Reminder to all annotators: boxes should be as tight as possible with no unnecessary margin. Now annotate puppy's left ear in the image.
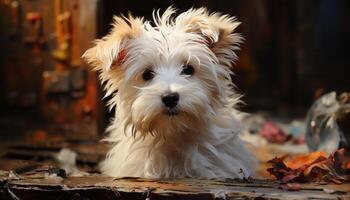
[82,15,144,72]
[176,8,243,66]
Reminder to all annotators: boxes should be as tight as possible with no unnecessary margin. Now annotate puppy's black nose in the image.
[161,93,179,108]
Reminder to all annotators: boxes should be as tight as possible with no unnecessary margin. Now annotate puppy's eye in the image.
[142,68,155,81]
[181,65,194,76]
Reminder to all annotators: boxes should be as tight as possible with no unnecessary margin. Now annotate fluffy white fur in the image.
[83,7,257,179]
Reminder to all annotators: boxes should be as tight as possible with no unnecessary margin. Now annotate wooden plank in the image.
[1,142,349,199]
[0,170,349,200]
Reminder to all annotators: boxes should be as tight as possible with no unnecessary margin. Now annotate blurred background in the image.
[0,0,349,146]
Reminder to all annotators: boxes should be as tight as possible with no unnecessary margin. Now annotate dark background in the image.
[97,0,350,113]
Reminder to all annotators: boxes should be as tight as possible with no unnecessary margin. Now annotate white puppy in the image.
[83,7,257,179]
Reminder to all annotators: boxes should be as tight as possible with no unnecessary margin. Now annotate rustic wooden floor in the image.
[1,169,350,200]
[1,141,349,200]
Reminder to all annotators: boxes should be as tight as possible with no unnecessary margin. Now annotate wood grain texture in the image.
[1,170,349,200]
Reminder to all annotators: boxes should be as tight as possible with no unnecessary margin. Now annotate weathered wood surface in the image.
[1,142,350,199]
[1,170,350,200]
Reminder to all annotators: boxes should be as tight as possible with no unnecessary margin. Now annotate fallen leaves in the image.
[267,148,350,184]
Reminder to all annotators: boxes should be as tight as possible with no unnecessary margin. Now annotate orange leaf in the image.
[346,161,350,169]
[285,151,327,170]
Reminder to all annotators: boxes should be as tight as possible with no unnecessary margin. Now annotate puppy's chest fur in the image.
[100,110,256,179]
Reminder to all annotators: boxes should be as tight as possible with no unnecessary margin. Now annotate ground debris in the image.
[56,148,89,177]
[267,148,350,184]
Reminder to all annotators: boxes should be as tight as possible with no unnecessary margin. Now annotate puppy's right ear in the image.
[82,15,143,72]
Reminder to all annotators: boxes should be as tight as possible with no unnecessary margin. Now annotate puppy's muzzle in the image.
[161,92,179,109]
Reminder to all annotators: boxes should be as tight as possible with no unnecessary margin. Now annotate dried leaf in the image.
[267,148,350,184]
[285,151,327,170]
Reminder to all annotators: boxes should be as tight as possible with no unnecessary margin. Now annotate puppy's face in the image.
[83,8,242,136]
